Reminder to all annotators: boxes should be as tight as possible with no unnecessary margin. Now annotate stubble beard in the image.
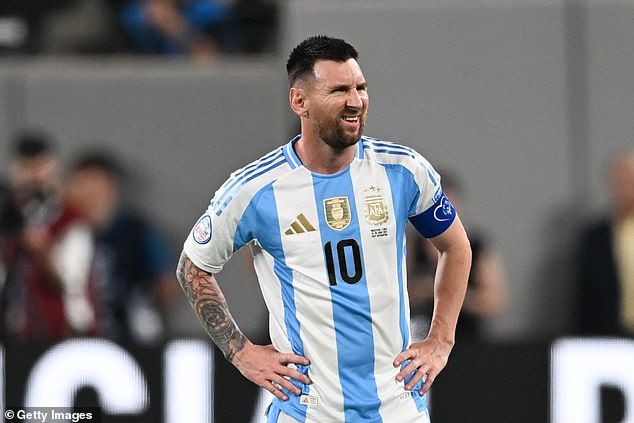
[317,112,367,152]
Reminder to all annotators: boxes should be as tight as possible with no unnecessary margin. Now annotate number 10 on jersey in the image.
[323,239,363,286]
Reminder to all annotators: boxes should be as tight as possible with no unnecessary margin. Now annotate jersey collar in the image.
[283,135,365,170]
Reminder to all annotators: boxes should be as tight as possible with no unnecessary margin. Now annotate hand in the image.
[393,337,452,395]
[232,343,311,401]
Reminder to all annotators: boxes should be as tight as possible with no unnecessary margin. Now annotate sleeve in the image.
[407,158,456,239]
[182,187,255,275]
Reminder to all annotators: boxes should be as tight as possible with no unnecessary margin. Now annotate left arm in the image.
[394,214,471,394]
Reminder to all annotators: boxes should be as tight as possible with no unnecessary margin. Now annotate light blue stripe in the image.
[214,148,282,200]
[241,185,308,420]
[384,164,430,414]
[364,138,439,187]
[212,149,285,213]
[363,138,416,154]
[383,165,416,351]
[283,136,302,169]
[355,140,364,159]
[312,170,382,423]
[213,156,286,215]
[369,148,415,158]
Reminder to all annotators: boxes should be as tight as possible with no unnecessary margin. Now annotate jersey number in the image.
[324,239,363,286]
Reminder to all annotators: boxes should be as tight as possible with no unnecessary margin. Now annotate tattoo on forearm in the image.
[177,253,247,361]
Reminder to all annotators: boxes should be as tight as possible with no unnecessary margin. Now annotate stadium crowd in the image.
[0,0,279,59]
[0,130,178,344]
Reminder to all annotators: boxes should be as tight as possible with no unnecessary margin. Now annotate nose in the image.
[347,89,364,109]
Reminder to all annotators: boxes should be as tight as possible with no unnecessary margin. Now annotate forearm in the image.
[428,242,471,345]
[176,252,248,361]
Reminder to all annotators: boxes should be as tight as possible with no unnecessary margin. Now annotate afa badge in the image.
[192,214,212,244]
[363,186,389,226]
[323,197,351,231]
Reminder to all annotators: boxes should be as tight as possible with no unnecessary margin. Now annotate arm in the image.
[176,251,310,400]
[461,248,507,317]
[395,215,471,394]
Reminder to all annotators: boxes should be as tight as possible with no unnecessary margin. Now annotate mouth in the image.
[341,114,360,125]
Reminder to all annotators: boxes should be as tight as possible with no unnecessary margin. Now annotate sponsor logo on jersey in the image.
[192,214,212,244]
[323,196,351,231]
[284,213,316,235]
[363,186,389,226]
[300,394,319,408]
[433,195,454,222]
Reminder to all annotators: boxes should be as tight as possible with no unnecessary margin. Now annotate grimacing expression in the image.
[304,59,369,150]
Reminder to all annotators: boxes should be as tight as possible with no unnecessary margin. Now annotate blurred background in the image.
[0,0,633,422]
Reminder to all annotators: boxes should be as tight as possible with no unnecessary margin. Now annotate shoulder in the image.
[359,136,440,187]
[360,137,435,172]
[210,145,293,217]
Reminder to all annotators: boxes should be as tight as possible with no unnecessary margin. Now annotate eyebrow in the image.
[330,81,367,92]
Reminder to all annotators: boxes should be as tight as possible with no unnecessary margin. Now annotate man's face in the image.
[9,154,60,197]
[303,59,369,150]
[65,168,118,227]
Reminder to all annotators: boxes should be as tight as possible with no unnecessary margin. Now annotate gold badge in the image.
[323,197,351,231]
[364,186,389,226]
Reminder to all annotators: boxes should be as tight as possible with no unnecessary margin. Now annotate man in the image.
[65,151,177,344]
[177,35,471,422]
[577,149,634,337]
[1,131,95,340]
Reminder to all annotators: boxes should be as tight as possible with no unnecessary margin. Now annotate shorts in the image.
[266,402,303,423]
[266,402,431,422]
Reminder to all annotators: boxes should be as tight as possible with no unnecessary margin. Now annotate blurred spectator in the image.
[576,149,634,337]
[1,0,279,56]
[39,0,131,55]
[65,150,178,345]
[231,0,279,54]
[407,169,508,342]
[0,131,97,341]
[119,0,237,60]
[0,0,76,55]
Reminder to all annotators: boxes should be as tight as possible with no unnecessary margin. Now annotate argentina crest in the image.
[323,197,351,230]
[363,186,389,225]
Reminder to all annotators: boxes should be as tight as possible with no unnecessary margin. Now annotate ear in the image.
[289,86,308,118]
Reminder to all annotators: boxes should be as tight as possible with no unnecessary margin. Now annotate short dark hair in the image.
[69,150,124,181]
[11,130,55,159]
[286,35,359,87]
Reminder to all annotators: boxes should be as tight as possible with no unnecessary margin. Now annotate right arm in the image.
[176,251,311,400]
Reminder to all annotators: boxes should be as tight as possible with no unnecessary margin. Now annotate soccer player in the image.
[177,35,472,423]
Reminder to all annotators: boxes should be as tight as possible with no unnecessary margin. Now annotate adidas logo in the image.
[284,213,316,235]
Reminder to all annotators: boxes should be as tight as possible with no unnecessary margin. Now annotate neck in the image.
[294,134,357,175]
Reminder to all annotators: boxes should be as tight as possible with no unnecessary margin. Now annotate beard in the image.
[314,110,367,151]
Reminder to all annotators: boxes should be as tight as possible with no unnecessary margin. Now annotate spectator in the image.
[577,149,634,337]
[65,150,178,344]
[0,1,75,55]
[407,169,508,342]
[120,0,237,60]
[0,130,96,341]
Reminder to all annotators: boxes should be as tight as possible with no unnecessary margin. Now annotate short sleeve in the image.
[183,191,254,274]
[407,162,456,238]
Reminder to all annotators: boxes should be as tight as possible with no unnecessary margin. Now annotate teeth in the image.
[343,116,358,122]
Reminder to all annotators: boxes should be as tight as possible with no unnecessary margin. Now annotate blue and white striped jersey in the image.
[184,135,455,423]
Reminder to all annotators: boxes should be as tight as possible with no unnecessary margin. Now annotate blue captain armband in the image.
[409,193,456,238]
